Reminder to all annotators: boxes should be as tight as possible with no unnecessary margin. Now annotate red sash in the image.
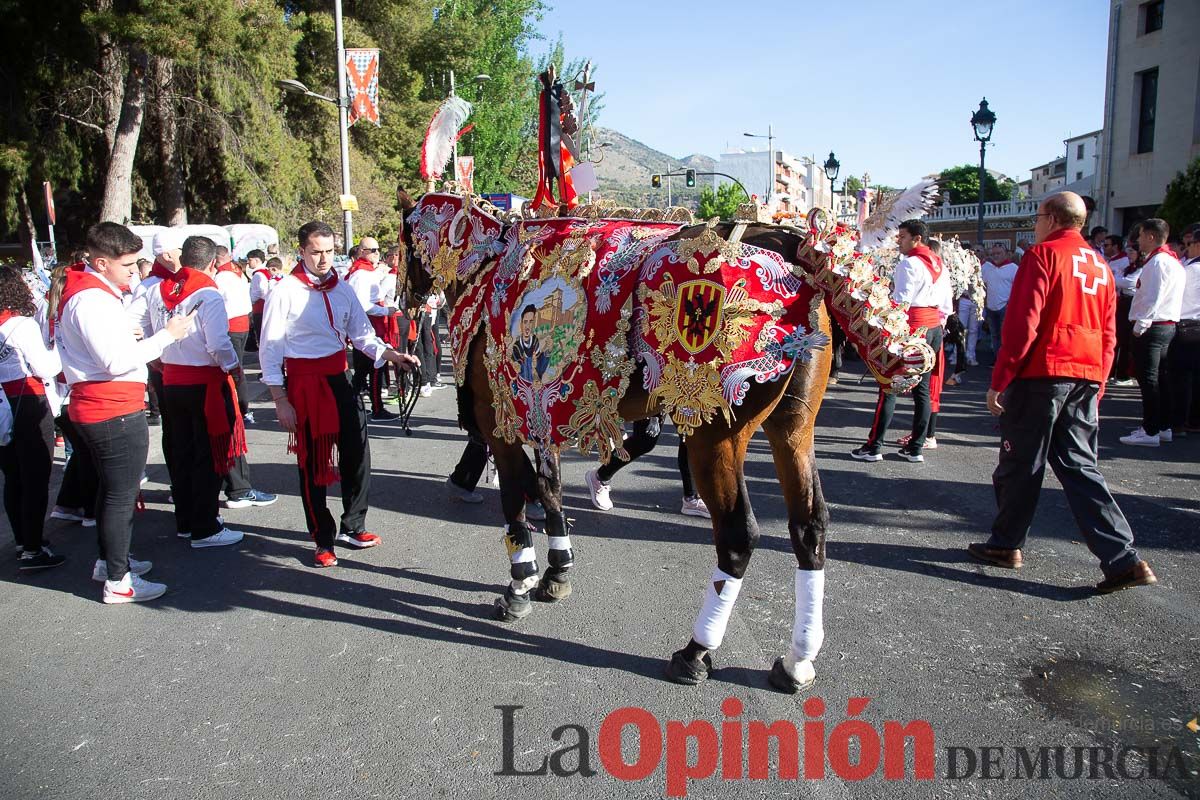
[228,314,251,333]
[252,300,265,314]
[2,377,46,397]
[284,352,347,487]
[69,381,145,424]
[162,363,247,475]
[252,268,273,314]
[907,306,944,412]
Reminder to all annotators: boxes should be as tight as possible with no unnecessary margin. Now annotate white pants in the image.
[957,298,980,361]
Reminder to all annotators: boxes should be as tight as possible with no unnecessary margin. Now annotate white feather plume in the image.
[420,96,472,181]
[858,180,940,251]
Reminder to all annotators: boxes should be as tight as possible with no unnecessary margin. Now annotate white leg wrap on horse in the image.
[511,546,537,565]
[691,568,743,650]
[786,568,825,676]
[548,536,571,551]
[511,575,539,593]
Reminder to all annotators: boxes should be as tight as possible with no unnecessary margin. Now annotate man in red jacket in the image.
[968,192,1156,594]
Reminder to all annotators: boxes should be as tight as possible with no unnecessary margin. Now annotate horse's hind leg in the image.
[532,449,574,603]
[760,394,829,695]
[665,422,760,685]
[488,438,541,622]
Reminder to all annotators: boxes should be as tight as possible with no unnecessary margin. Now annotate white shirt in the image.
[141,280,239,371]
[259,270,389,386]
[1129,251,1185,332]
[1180,256,1200,321]
[892,254,954,316]
[981,260,1019,311]
[379,271,398,308]
[58,268,175,386]
[1114,258,1141,296]
[0,315,61,385]
[250,270,277,304]
[345,267,389,317]
[214,267,253,318]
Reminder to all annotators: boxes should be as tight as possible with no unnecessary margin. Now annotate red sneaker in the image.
[336,531,381,549]
[313,548,338,568]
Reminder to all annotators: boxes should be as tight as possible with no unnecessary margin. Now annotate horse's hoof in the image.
[665,650,713,685]
[494,589,532,622]
[534,574,572,603]
[767,657,816,695]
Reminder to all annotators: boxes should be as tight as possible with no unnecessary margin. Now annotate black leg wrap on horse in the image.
[495,585,533,622]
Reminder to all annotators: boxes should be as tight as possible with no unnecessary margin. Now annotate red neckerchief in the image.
[908,244,943,282]
[66,260,87,272]
[160,267,217,312]
[0,310,20,327]
[150,260,176,281]
[216,261,242,277]
[346,257,376,278]
[291,264,339,329]
[253,268,272,281]
[1146,245,1178,261]
[59,270,121,315]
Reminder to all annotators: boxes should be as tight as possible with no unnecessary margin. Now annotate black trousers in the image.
[596,418,696,496]
[1132,324,1175,435]
[228,330,250,416]
[829,317,846,378]
[865,325,943,452]
[988,378,1139,576]
[1168,321,1200,431]
[163,382,239,539]
[449,431,489,492]
[351,349,385,414]
[248,311,263,352]
[77,411,149,582]
[56,410,98,517]
[0,394,55,552]
[296,372,370,548]
[1112,295,1135,380]
[415,314,439,386]
[148,368,174,487]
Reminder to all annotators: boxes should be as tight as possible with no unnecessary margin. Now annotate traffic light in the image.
[651,174,662,189]
[685,169,696,188]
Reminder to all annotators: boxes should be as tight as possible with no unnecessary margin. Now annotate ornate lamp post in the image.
[823,151,840,211]
[971,98,997,247]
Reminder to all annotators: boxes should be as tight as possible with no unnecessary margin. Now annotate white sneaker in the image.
[50,507,84,522]
[487,456,499,488]
[681,496,710,518]
[102,572,167,604]
[419,385,433,398]
[191,528,245,549]
[1159,428,1173,443]
[81,517,96,528]
[1119,428,1160,447]
[243,411,256,425]
[446,476,484,504]
[585,469,613,511]
[92,557,152,582]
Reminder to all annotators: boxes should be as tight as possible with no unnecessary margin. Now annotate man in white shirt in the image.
[1120,218,1185,446]
[143,236,247,548]
[58,223,191,603]
[260,221,419,568]
[1168,223,1200,436]
[345,236,397,421]
[981,243,1019,359]
[852,219,953,462]
[1101,234,1134,383]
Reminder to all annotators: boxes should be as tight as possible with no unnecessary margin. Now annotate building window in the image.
[1141,1,1164,34]
[1136,68,1158,154]
[1076,171,1083,180]
[1076,144,1085,159]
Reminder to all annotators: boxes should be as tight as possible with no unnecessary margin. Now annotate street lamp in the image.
[744,125,775,206]
[971,97,996,248]
[823,152,840,212]
[274,5,354,252]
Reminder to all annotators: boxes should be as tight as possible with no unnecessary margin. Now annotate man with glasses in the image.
[970,192,1155,594]
[345,236,398,421]
[981,243,1018,361]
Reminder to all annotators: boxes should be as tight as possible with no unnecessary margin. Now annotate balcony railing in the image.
[925,199,1038,222]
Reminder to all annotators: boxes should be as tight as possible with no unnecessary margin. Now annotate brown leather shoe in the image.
[967,543,1023,569]
[1096,561,1157,594]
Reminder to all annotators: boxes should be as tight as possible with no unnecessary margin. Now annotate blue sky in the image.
[530,0,1108,188]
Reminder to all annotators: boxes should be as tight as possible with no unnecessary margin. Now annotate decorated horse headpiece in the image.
[407,191,506,292]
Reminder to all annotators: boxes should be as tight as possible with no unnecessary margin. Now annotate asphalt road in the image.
[0,353,1197,800]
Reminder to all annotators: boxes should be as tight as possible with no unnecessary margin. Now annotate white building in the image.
[714,149,833,214]
[1029,156,1066,198]
[1095,0,1200,234]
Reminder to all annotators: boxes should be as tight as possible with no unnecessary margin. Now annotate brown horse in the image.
[400,190,922,691]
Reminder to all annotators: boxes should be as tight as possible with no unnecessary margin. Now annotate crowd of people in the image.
[0,190,1193,600]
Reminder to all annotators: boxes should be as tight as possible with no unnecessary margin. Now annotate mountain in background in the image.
[588,126,717,208]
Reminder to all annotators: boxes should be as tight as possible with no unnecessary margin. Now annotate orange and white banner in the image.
[456,156,475,195]
[346,48,380,127]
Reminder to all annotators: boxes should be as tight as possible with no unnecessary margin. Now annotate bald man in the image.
[346,236,397,420]
[969,192,1156,594]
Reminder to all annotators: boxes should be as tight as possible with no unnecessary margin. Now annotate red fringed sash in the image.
[284,352,346,487]
[163,364,247,474]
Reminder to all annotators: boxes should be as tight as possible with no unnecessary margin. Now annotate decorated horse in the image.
[399,183,937,691]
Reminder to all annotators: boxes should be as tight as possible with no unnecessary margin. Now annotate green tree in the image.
[1157,157,1200,236]
[697,182,748,221]
[935,164,1013,205]
[842,176,863,195]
